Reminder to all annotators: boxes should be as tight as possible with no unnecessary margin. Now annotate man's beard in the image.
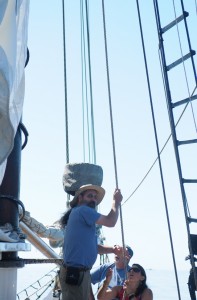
[87,201,96,209]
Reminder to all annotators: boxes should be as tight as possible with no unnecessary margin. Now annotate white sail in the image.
[0,0,29,184]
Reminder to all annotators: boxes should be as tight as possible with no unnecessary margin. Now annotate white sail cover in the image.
[0,0,29,184]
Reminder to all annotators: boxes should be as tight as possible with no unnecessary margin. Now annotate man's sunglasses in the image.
[129,267,141,273]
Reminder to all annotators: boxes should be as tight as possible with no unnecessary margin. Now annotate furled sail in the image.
[0,0,29,184]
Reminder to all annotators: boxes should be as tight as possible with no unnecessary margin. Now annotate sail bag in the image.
[62,162,103,195]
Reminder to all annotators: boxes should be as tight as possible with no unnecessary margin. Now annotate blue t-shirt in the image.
[63,205,101,268]
[91,262,130,288]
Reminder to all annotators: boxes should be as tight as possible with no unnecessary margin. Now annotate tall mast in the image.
[0,127,30,299]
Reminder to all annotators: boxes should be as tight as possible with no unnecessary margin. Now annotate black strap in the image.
[0,194,25,221]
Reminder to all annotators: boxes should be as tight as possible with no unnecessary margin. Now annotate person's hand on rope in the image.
[113,244,122,255]
[96,188,123,227]
[124,247,132,262]
[113,245,132,263]
[113,188,123,206]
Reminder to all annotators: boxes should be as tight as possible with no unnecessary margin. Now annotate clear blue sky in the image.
[20,0,197,287]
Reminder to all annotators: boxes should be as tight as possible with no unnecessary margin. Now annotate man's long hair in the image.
[60,208,72,228]
[60,191,87,228]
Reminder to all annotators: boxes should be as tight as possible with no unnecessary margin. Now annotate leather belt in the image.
[63,264,91,272]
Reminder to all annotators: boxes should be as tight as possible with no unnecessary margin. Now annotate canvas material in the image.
[62,163,103,195]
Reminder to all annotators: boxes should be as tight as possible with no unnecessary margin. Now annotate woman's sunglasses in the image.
[129,267,141,273]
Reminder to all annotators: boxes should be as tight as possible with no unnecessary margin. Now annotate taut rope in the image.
[101,0,127,278]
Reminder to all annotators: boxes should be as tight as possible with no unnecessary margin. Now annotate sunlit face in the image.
[78,189,98,208]
[114,247,131,263]
[127,265,145,282]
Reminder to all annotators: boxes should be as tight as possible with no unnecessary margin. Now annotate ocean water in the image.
[146,269,191,300]
[16,265,192,299]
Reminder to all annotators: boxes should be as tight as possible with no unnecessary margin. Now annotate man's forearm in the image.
[96,202,120,227]
[98,244,115,255]
[105,202,120,227]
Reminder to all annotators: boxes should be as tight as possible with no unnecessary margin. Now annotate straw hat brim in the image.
[69,184,105,208]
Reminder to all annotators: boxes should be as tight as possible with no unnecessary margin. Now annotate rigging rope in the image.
[137,0,182,299]
[153,0,197,296]
[63,0,96,164]
[101,0,127,278]
[84,0,96,164]
[162,0,197,220]
[172,0,197,134]
[122,85,197,206]
[176,0,197,291]
[80,0,91,162]
[62,0,70,207]
[180,0,197,86]
[120,1,197,212]
[62,0,69,164]
[195,0,197,15]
